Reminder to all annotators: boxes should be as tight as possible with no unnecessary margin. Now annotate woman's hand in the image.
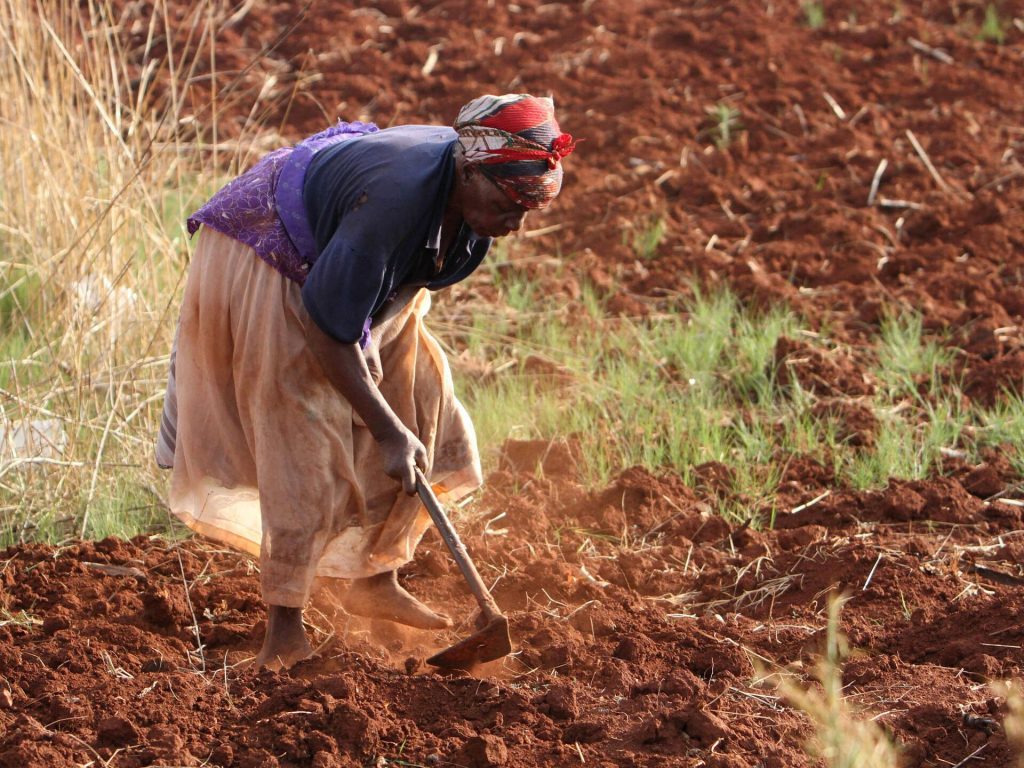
[379,427,428,495]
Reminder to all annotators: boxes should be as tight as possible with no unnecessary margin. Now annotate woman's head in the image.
[453,162,530,238]
[452,94,576,236]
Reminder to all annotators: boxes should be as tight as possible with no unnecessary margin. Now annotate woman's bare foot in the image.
[254,605,313,670]
[343,571,452,630]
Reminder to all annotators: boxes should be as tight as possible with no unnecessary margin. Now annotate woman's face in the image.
[459,166,529,238]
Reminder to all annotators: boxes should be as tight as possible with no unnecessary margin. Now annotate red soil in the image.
[5,0,1024,765]
[3,466,1024,766]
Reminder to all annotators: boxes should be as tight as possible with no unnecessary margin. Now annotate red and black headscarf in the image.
[454,94,577,209]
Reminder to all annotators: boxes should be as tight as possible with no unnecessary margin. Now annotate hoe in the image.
[414,469,512,670]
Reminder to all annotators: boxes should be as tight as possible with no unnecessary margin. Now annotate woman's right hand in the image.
[379,428,428,495]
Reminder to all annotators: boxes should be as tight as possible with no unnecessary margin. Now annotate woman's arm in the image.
[304,315,427,494]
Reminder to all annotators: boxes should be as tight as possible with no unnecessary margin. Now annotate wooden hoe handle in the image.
[414,469,503,623]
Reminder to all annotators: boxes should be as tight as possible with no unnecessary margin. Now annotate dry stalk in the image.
[523,222,566,238]
[100,649,134,679]
[878,198,923,210]
[861,553,884,591]
[173,545,206,673]
[907,37,954,64]
[791,490,831,514]
[867,159,888,207]
[421,44,440,76]
[732,574,802,610]
[663,590,703,608]
[823,92,847,120]
[732,553,773,584]
[949,745,988,768]
[905,129,958,197]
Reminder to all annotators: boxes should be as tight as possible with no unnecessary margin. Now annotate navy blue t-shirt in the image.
[301,125,491,344]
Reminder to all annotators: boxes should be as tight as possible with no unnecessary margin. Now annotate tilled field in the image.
[4,0,1024,765]
[3,464,1024,766]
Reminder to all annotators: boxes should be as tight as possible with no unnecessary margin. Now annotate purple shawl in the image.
[186,121,379,284]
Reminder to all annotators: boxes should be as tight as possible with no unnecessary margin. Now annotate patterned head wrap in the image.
[454,94,577,210]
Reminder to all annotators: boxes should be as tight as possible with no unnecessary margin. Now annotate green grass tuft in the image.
[979,3,1007,44]
[802,2,827,30]
[706,102,743,150]
[625,217,666,261]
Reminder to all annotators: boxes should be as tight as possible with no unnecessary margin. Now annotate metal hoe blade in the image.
[415,470,514,670]
[426,615,512,670]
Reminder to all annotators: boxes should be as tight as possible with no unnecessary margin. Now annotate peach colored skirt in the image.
[161,229,481,607]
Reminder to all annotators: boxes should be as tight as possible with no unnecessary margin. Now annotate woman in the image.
[156,94,575,668]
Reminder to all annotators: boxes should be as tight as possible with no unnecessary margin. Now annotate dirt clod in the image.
[460,735,508,767]
[539,684,579,721]
[96,716,139,747]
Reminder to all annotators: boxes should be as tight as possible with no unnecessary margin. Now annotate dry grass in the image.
[0,0,277,543]
[775,597,900,768]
